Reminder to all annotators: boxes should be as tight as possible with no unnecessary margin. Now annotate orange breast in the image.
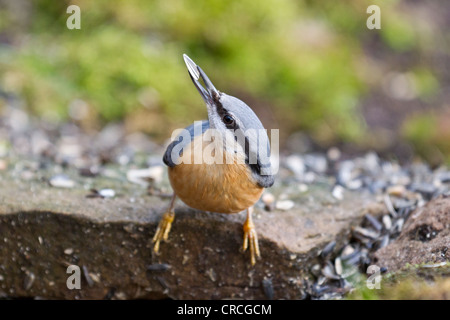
[168,134,264,214]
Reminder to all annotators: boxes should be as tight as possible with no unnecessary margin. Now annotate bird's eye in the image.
[222,114,235,125]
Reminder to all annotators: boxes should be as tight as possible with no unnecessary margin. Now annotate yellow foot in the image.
[242,214,260,266]
[152,211,175,253]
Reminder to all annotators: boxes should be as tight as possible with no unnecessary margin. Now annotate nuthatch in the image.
[153,54,274,265]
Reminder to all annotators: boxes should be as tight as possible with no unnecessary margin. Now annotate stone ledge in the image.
[0,170,381,299]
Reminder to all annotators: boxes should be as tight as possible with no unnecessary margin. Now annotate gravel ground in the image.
[0,104,449,299]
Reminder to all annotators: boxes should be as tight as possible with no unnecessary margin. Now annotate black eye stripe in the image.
[214,99,238,129]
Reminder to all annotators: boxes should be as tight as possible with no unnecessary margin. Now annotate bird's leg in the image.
[242,206,260,266]
[153,194,176,253]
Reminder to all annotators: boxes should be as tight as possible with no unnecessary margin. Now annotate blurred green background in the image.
[0,0,449,164]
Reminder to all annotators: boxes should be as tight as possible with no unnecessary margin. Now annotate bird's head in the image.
[183,54,274,187]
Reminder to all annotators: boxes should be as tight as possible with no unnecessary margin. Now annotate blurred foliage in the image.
[347,264,450,300]
[402,110,450,165]
[0,0,448,162]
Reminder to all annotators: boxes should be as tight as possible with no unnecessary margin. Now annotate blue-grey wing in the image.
[162,120,210,167]
[247,133,274,188]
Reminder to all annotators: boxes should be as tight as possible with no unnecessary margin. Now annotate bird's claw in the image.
[243,222,260,266]
[152,210,175,253]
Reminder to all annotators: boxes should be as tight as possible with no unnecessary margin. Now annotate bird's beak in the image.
[183,54,220,106]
